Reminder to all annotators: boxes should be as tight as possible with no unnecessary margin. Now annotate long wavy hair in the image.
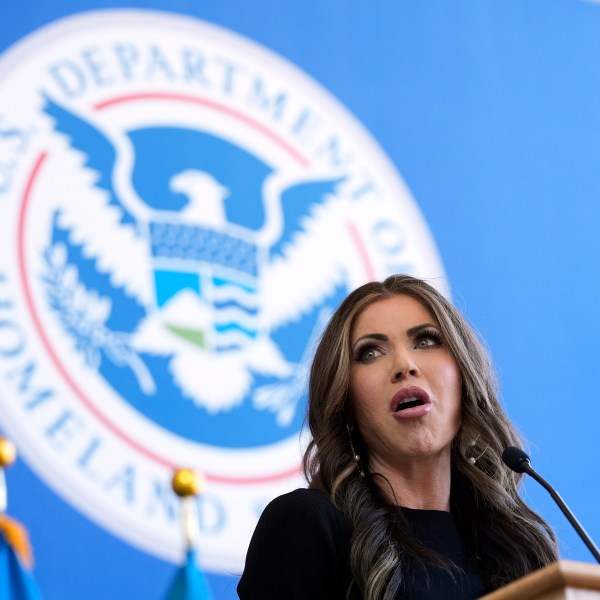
[303,274,558,599]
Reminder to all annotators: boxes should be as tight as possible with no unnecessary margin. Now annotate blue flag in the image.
[0,535,42,600]
[164,549,214,600]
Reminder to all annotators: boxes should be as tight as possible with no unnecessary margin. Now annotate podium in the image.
[480,560,600,600]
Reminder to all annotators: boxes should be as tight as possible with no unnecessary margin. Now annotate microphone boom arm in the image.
[517,457,600,564]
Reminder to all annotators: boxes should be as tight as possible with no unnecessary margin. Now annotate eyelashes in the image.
[414,328,444,348]
[352,328,444,362]
[354,343,382,363]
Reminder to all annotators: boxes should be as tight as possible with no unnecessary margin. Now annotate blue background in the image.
[2,0,600,598]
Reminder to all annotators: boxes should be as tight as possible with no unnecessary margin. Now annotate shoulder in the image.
[261,488,346,520]
[238,488,354,599]
[255,488,351,542]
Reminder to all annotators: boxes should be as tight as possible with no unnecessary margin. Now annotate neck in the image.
[367,453,452,511]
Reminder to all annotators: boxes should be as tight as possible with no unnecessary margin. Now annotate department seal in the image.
[0,9,447,571]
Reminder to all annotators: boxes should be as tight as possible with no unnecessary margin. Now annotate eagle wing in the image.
[43,96,152,306]
[260,178,355,331]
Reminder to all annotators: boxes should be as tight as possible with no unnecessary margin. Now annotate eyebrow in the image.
[406,323,438,337]
[352,323,438,347]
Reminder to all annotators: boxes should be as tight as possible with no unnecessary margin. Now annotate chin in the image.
[399,441,451,461]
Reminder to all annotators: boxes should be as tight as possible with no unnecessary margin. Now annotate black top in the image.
[237,488,487,599]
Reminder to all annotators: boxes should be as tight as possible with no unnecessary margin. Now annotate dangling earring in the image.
[467,436,487,465]
[346,424,365,476]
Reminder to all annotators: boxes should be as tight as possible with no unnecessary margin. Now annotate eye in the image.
[414,328,443,349]
[355,344,383,363]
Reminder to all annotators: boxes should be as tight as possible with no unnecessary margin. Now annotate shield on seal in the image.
[149,218,260,353]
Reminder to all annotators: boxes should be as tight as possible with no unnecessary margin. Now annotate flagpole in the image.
[172,468,205,552]
[0,436,42,599]
[0,437,17,515]
[0,436,34,569]
[165,468,214,600]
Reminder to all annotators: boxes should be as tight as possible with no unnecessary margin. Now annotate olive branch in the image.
[42,242,156,395]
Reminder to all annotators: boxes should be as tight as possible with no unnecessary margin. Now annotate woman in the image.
[238,275,558,599]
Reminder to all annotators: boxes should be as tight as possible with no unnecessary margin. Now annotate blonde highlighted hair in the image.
[303,275,557,599]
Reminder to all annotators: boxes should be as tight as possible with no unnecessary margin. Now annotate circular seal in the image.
[0,10,447,571]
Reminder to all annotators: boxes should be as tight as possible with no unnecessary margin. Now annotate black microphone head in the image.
[502,446,531,473]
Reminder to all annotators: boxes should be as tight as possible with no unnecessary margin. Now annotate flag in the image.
[164,548,214,600]
[0,515,42,600]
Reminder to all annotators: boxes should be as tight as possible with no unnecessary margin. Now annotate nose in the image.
[391,348,420,382]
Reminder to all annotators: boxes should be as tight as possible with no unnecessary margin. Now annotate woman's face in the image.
[348,294,462,469]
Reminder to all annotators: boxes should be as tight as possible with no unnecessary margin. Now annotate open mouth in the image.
[394,397,424,412]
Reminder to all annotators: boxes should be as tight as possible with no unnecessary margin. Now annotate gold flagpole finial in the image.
[172,468,206,551]
[0,437,16,469]
[0,437,17,515]
[172,468,205,498]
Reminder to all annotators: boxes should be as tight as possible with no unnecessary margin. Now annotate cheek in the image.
[444,365,462,422]
[348,370,379,423]
[433,359,462,412]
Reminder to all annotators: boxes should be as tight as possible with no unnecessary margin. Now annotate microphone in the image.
[502,446,600,563]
